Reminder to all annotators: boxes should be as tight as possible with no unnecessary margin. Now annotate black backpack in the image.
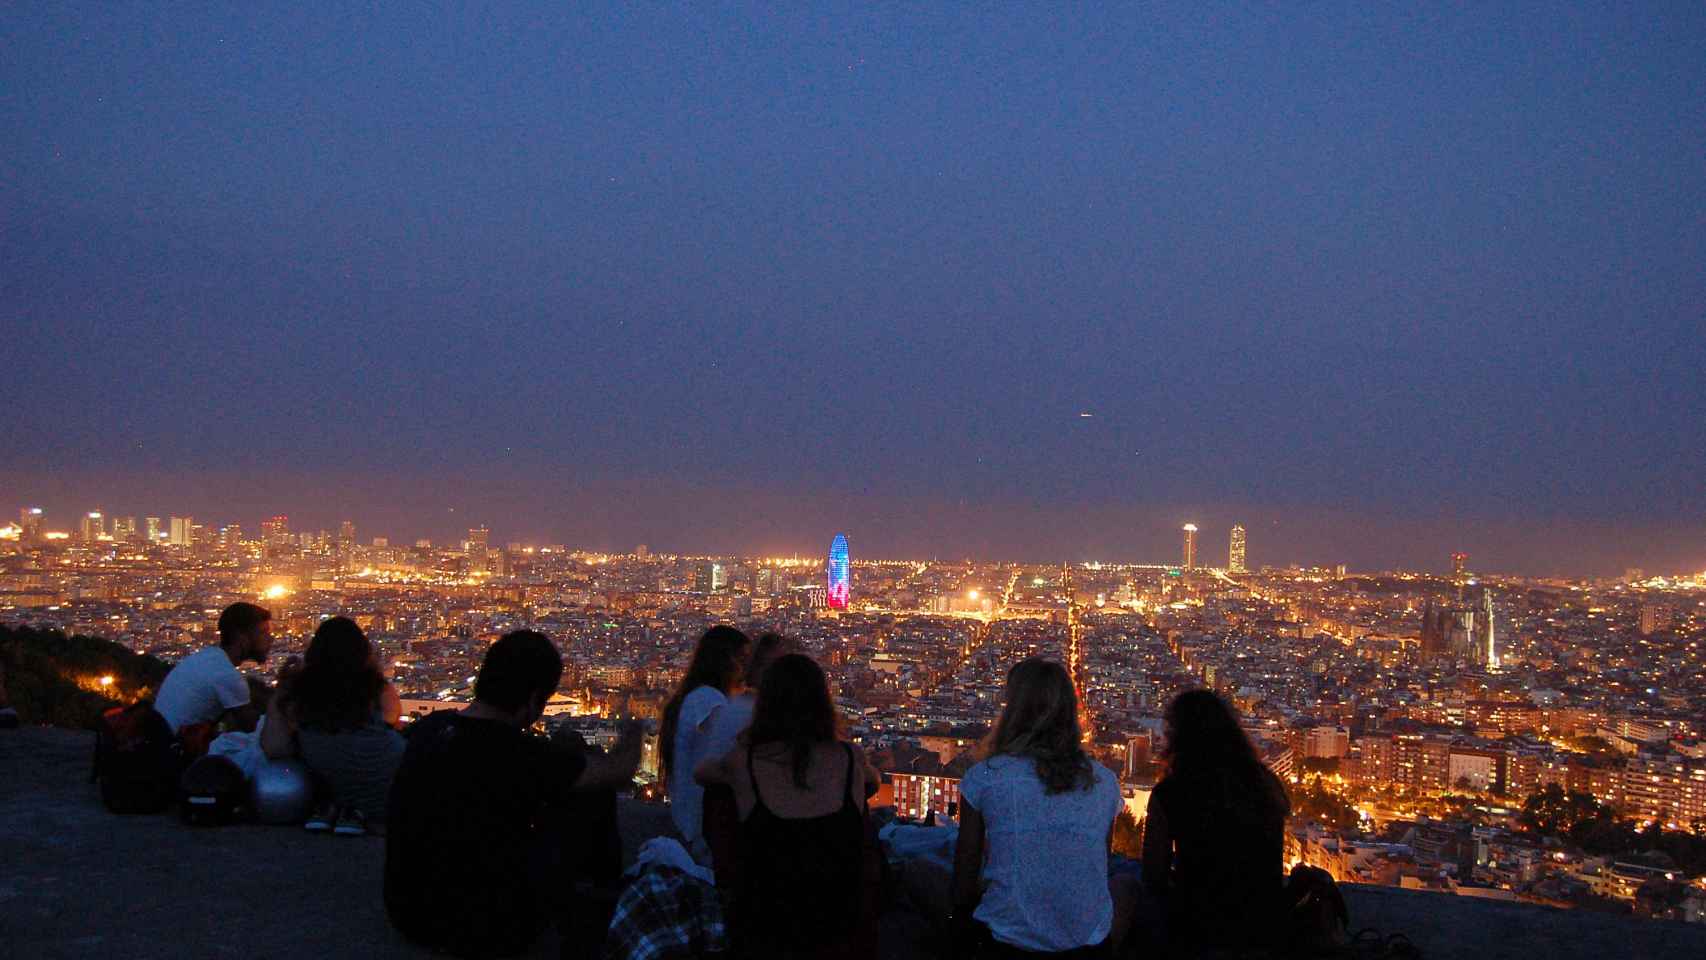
[1286,863,1350,954]
[178,754,248,826]
[92,700,183,814]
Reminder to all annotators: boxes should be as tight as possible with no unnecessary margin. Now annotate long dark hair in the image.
[745,653,838,789]
[988,658,1093,794]
[282,616,385,733]
[1161,689,1288,815]
[659,625,750,777]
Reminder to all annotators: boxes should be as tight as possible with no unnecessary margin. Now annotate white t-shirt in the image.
[667,685,729,848]
[701,691,756,767]
[958,754,1123,952]
[154,646,249,733]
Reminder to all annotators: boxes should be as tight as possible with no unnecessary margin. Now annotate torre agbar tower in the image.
[826,533,851,609]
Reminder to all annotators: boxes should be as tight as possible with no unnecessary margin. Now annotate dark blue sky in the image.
[5,4,1705,573]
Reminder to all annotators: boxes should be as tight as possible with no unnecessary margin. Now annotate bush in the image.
[0,625,171,729]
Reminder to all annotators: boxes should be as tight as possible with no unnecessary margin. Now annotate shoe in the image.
[304,803,336,833]
[333,806,368,837]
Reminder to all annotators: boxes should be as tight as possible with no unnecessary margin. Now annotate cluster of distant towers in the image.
[1179,523,1247,573]
[1420,552,1499,669]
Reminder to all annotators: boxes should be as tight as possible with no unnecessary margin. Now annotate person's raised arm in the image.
[573,719,644,793]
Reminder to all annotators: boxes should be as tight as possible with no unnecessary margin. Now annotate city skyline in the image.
[9,494,1704,582]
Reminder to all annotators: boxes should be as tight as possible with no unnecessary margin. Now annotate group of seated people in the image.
[152,606,1292,959]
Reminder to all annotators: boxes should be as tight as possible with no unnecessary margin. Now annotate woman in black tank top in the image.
[695,654,871,959]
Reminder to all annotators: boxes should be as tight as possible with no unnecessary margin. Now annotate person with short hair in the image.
[260,616,404,836]
[951,659,1125,957]
[154,602,273,735]
[1142,689,1291,953]
[384,630,642,958]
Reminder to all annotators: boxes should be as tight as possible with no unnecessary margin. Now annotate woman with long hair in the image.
[1142,689,1291,951]
[260,616,404,835]
[696,653,876,958]
[659,624,750,857]
[951,658,1124,956]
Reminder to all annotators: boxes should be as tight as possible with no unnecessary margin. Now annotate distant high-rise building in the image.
[144,517,162,542]
[694,561,726,594]
[1451,552,1468,579]
[338,520,356,546]
[80,511,105,541]
[827,533,851,609]
[261,515,290,546]
[466,527,489,555]
[1476,588,1498,670]
[1228,525,1246,573]
[1181,524,1198,570]
[19,508,43,542]
[168,516,193,546]
[634,544,649,559]
[111,516,137,541]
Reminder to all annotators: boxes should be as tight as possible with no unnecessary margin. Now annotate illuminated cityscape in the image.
[4,503,1705,916]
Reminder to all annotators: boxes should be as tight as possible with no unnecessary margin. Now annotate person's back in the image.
[386,710,586,956]
[961,754,1122,952]
[734,740,866,955]
[1143,690,1290,952]
[155,646,248,733]
[696,652,869,958]
[1146,766,1287,946]
[296,712,403,825]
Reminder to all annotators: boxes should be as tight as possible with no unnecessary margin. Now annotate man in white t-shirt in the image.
[154,602,274,734]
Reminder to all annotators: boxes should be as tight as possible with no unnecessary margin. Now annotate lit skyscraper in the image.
[1228,525,1247,573]
[1181,524,1197,570]
[168,516,193,546]
[81,511,105,542]
[827,533,851,609]
[19,508,43,542]
[144,517,161,542]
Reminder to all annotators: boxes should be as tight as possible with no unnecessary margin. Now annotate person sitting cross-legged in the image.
[384,629,642,958]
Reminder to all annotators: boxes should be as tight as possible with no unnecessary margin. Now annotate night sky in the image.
[5,4,1705,574]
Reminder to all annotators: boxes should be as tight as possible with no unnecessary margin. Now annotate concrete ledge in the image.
[3,727,1703,959]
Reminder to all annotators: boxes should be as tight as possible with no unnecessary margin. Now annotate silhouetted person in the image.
[384,630,641,958]
[260,616,404,835]
[154,602,273,736]
[697,653,877,959]
[951,658,1125,957]
[660,624,750,859]
[1143,689,1291,954]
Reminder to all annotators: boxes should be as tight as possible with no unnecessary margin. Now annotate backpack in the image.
[92,700,183,814]
[1285,863,1350,954]
[178,754,248,826]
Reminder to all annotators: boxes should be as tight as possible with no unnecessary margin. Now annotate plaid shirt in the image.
[604,864,728,960]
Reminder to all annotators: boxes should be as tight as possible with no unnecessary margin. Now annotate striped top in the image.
[297,713,405,824]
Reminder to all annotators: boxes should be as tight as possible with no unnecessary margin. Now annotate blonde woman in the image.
[951,659,1125,957]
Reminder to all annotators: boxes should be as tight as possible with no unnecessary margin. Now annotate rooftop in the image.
[4,727,1704,959]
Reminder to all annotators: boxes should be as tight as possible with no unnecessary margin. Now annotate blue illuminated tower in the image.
[826,533,850,609]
